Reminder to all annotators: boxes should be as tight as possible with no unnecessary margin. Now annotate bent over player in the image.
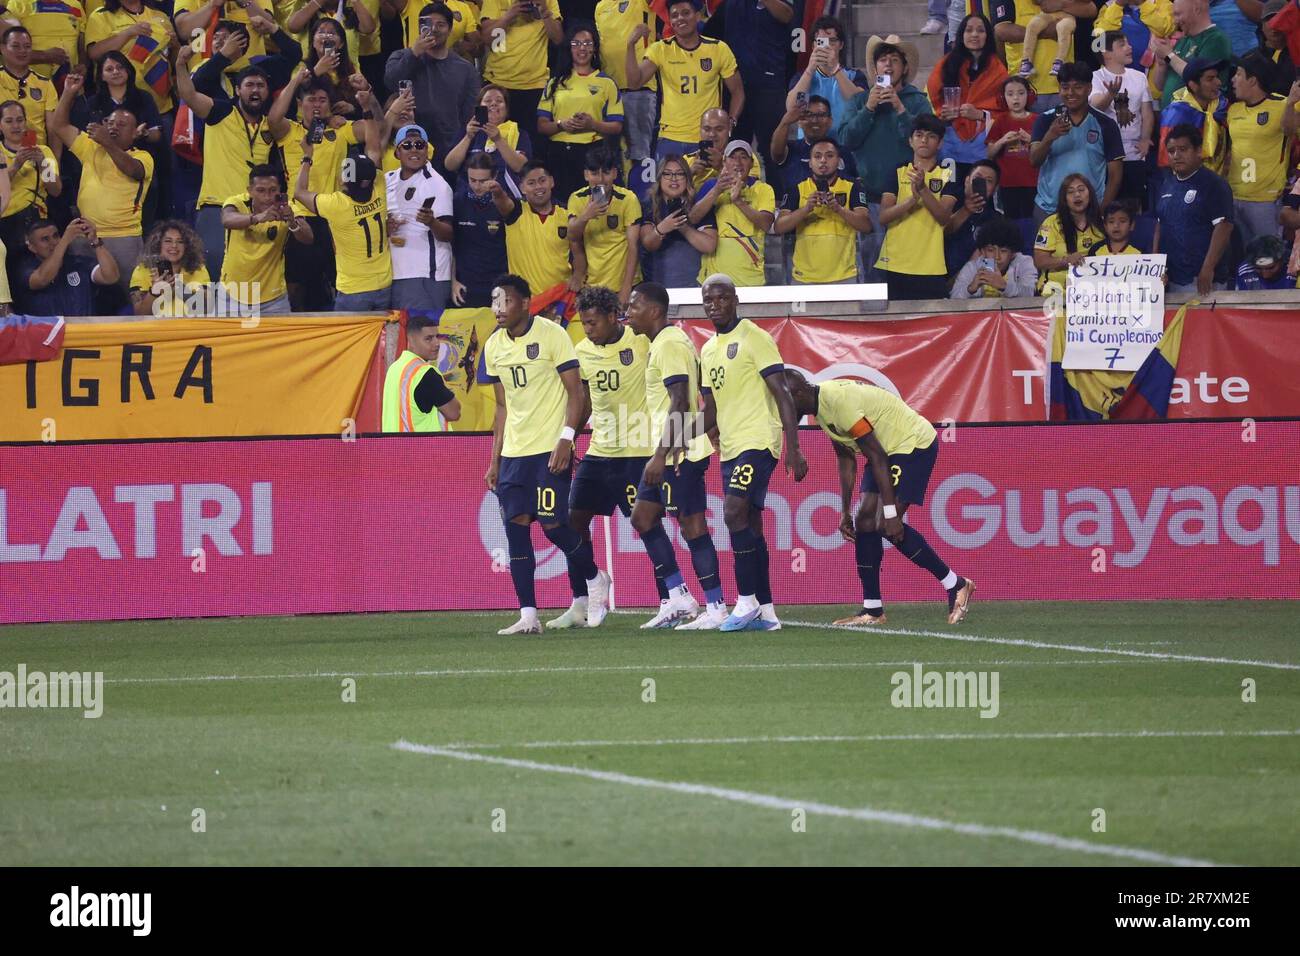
[784,370,975,626]
[484,275,610,634]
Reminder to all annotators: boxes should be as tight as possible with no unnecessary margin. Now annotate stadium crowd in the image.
[0,0,1297,317]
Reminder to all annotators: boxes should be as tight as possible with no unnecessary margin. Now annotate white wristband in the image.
[882,504,898,519]
[559,426,576,442]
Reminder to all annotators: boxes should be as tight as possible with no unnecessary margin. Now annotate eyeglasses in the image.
[570,39,594,47]
[661,170,687,179]
[399,140,427,150]
[803,111,830,119]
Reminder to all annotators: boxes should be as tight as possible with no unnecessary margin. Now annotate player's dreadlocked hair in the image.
[575,285,621,318]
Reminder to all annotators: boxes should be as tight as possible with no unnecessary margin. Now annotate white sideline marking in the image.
[778,618,1300,671]
[439,728,1300,752]
[99,659,1132,686]
[391,740,1224,867]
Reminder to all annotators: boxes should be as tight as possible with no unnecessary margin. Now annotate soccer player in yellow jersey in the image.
[567,146,640,305]
[626,281,727,630]
[784,370,976,627]
[696,274,807,632]
[625,0,743,160]
[484,274,611,635]
[551,285,658,629]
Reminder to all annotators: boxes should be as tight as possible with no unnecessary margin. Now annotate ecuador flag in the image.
[1049,305,1187,421]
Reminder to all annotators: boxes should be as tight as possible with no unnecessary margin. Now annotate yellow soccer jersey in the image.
[0,69,55,146]
[698,176,775,287]
[505,200,572,296]
[644,35,737,142]
[84,7,174,110]
[645,323,712,462]
[0,142,57,218]
[220,192,291,303]
[198,104,275,207]
[128,262,211,316]
[1034,213,1104,292]
[877,163,959,277]
[1226,95,1292,202]
[315,187,394,294]
[481,0,561,90]
[398,0,479,50]
[485,315,580,457]
[699,318,784,461]
[538,70,623,145]
[1004,0,1073,97]
[278,119,358,213]
[11,0,86,79]
[567,184,640,290]
[70,133,153,236]
[790,176,868,284]
[594,0,657,92]
[576,324,652,457]
[815,379,935,458]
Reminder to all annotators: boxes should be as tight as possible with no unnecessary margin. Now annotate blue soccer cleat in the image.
[719,606,762,632]
[743,617,781,631]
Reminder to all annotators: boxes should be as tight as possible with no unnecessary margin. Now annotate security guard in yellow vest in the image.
[382,314,462,432]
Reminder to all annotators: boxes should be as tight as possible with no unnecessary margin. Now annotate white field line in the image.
[391,740,1225,867]
[98,659,1132,686]
[777,618,1300,671]
[438,728,1300,751]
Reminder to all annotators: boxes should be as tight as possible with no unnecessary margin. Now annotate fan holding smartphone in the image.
[0,102,63,244]
[386,123,455,312]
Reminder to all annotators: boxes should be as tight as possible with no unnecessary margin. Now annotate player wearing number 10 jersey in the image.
[483,275,609,635]
[625,0,743,158]
[697,274,807,632]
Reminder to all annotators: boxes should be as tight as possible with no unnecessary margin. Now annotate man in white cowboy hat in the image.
[834,34,932,283]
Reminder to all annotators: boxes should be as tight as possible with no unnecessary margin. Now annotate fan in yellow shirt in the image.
[690,140,775,287]
[1033,173,1105,293]
[0,101,61,228]
[84,0,177,112]
[504,161,575,298]
[220,164,315,313]
[566,147,640,303]
[624,0,742,153]
[480,0,563,91]
[9,0,87,80]
[387,0,479,56]
[128,220,212,316]
[0,27,57,146]
[773,138,872,284]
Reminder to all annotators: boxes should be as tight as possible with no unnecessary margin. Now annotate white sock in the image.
[587,572,604,590]
[863,599,883,610]
[941,571,959,590]
[521,607,538,624]
[572,595,588,610]
[733,594,758,615]
[708,600,727,613]
[760,603,778,622]
[671,584,691,599]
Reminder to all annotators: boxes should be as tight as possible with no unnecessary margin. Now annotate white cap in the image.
[722,140,752,159]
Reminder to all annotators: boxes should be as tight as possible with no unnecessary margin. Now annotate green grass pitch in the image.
[1,601,1297,866]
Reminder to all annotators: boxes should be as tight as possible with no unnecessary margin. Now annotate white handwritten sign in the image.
[1064,254,1167,371]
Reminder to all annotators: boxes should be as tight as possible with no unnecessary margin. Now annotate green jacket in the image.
[834,83,934,203]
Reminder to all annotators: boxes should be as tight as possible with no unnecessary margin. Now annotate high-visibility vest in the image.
[382,350,447,433]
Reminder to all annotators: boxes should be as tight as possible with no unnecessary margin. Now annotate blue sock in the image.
[543,524,598,598]
[898,525,951,584]
[729,526,759,598]
[755,536,772,606]
[855,531,884,614]
[504,521,536,608]
[687,533,724,605]
[639,523,684,591]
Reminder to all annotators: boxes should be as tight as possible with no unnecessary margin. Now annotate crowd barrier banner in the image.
[2,422,1296,624]
[1169,308,1300,419]
[0,316,387,441]
[435,308,500,432]
[679,312,1054,423]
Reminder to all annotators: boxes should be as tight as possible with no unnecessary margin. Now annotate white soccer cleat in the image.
[675,605,728,631]
[585,570,612,628]
[546,602,588,629]
[498,616,543,635]
[640,599,674,629]
[642,588,700,629]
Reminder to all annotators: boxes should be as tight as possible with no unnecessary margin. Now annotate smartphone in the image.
[875,74,892,88]
[592,184,611,205]
[309,118,325,144]
[421,196,435,210]
[20,129,36,149]
[398,79,413,96]
[697,139,712,155]
[972,178,987,199]
[795,91,808,109]
[474,105,489,125]
[419,16,433,37]
[976,256,995,274]
[813,174,830,193]
[814,36,830,49]
[665,197,684,217]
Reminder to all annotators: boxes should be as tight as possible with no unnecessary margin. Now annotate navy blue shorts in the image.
[635,456,710,517]
[496,452,572,522]
[570,455,649,517]
[861,439,938,506]
[721,449,778,509]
